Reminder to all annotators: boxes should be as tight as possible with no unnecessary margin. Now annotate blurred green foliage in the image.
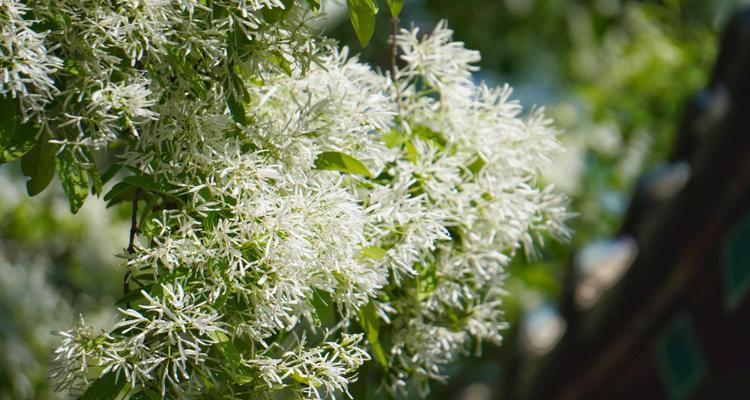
[328,0,745,398]
[0,170,127,399]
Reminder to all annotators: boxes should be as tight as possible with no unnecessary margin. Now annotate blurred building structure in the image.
[504,7,750,400]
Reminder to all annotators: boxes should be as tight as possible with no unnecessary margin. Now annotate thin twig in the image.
[123,188,141,303]
[390,17,404,123]
[390,17,399,84]
[127,188,141,254]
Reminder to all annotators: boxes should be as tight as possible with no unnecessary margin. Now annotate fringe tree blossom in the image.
[1,2,570,398]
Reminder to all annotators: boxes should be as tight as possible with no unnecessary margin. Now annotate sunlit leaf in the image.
[385,0,404,18]
[57,148,89,213]
[347,0,378,47]
[314,151,373,178]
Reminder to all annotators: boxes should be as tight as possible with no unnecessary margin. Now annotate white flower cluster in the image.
[0,0,62,117]
[1,2,573,398]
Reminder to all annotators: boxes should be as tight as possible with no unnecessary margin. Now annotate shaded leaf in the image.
[103,181,131,204]
[0,96,38,164]
[123,175,178,194]
[413,125,447,148]
[209,331,242,366]
[357,302,388,369]
[21,132,57,196]
[77,372,129,400]
[100,163,121,184]
[227,95,247,126]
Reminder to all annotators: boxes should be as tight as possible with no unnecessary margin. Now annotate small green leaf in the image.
[21,132,57,196]
[57,148,89,213]
[404,140,418,163]
[210,330,231,343]
[381,129,405,148]
[362,246,387,260]
[467,155,486,174]
[304,0,320,10]
[314,151,373,178]
[77,372,129,400]
[1,96,38,164]
[358,302,388,369]
[412,125,447,148]
[385,0,404,18]
[269,50,293,76]
[347,0,378,47]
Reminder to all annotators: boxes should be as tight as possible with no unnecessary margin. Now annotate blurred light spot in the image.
[504,0,532,16]
[459,382,492,400]
[521,304,566,356]
[594,0,621,17]
[693,85,730,137]
[575,236,638,309]
[645,162,691,201]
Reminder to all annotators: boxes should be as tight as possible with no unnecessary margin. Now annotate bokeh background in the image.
[2,0,750,399]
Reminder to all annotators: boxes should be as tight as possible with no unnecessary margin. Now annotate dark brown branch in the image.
[124,188,142,302]
[390,17,404,122]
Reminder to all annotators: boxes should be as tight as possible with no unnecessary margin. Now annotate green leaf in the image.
[304,0,320,10]
[385,0,404,18]
[310,289,334,327]
[381,129,405,148]
[404,140,418,163]
[21,132,57,196]
[227,95,247,126]
[357,302,388,369]
[314,151,373,178]
[123,175,178,194]
[209,331,242,365]
[128,390,161,400]
[362,246,387,260]
[116,287,150,307]
[0,96,38,164]
[467,155,486,174]
[100,163,121,184]
[412,125,447,148]
[347,0,378,47]
[416,262,439,301]
[77,372,129,400]
[103,181,131,203]
[57,148,89,213]
[262,0,294,23]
